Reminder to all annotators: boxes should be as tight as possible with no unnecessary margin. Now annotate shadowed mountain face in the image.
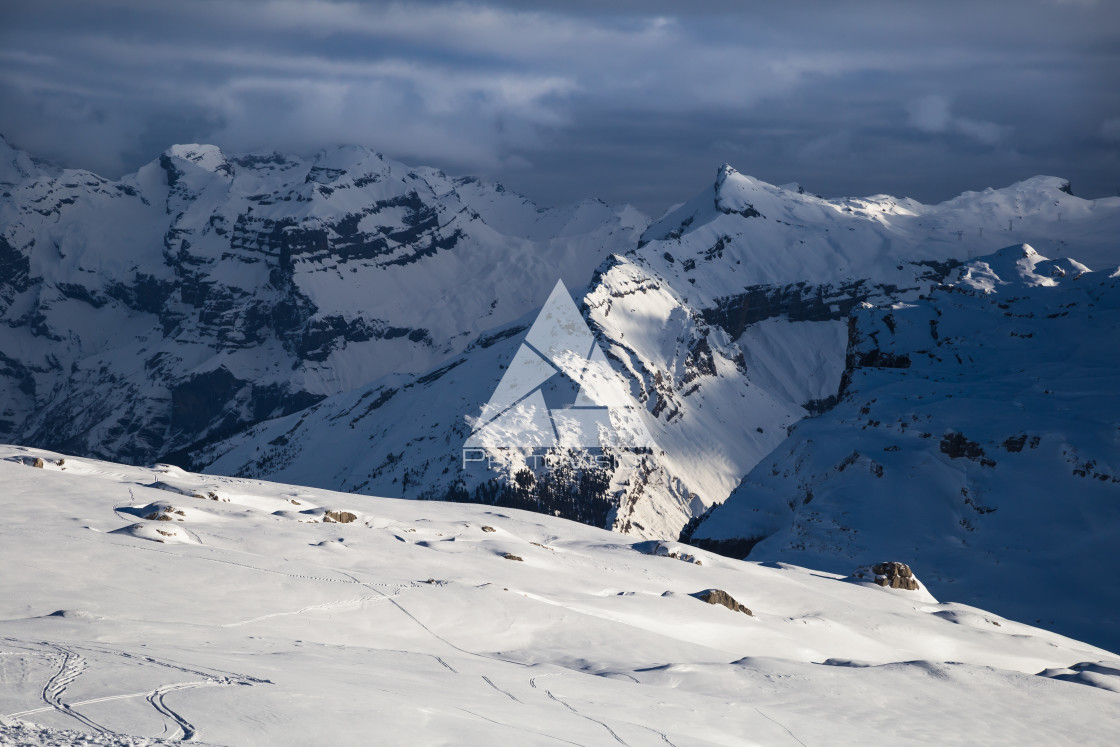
[0,136,647,463]
[684,245,1120,651]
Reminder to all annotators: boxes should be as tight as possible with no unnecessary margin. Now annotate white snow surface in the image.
[1,445,1119,745]
[689,244,1120,652]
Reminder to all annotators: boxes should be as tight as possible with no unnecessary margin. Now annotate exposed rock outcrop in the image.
[851,561,920,591]
[323,510,357,524]
[693,588,753,616]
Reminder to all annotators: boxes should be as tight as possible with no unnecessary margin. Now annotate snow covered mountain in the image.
[0,135,646,465]
[582,167,1119,536]
[190,165,1120,543]
[4,132,1119,555]
[2,445,1119,745]
[683,244,1120,651]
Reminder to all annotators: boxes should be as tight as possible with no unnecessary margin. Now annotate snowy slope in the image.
[2,445,1119,745]
[685,245,1120,651]
[0,135,646,464]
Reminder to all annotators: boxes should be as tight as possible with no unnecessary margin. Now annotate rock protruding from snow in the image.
[109,522,199,544]
[852,562,920,590]
[323,510,358,524]
[637,540,703,565]
[693,588,753,616]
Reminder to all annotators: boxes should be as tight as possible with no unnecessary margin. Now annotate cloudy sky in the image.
[1,0,1117,214]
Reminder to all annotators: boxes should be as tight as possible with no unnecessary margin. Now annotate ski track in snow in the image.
[453,707,584,746]
[531,670,677,747]
[145,681,206,741]
[1,637,270,742]
[38,645,110,735]
[544,689,628,745]
[480,675,521,703]
[754,707,809,747]
[219,595,390,628]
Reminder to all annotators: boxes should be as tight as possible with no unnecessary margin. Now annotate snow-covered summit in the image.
[641,164,1116,297]
[954,243,1093,292]
[163,143,232,174]
[0,135,43,186]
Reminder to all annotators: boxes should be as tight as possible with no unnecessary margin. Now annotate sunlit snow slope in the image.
[2,446,1120,745]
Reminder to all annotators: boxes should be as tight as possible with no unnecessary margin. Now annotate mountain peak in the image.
[715,163,738,185]
[0,133,41,185]
[713,164,765,218]
[312,143,383,170]
[954,243,1092,293]
[1008,175,1074,195]
[163,143,231,174]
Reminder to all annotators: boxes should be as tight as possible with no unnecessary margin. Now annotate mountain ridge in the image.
[178,159,1120,544]
[0,136,647,465]
[3,137,1119,549]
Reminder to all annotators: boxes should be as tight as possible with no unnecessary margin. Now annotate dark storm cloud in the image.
[1,0,1117,213]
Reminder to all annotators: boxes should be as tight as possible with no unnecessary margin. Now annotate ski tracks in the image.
[39,644,111,734]
[1,639,269,742]
[220,594,388,628]
[481,675,520,703]
[544,689,628,745]
[529,671,677,747]
[146,681,213,740]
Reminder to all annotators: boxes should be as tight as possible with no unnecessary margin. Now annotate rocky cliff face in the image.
[0,136,646,463]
